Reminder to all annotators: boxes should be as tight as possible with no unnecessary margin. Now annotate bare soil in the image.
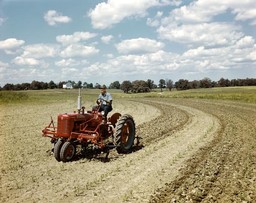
[0,98,256,202]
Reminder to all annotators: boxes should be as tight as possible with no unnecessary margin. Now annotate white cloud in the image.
[235,36,255,49]
[154,0,256,49]
[61,67,79,76]
[181,41,256,71]
[44,10,72,26]
[167,2,226,24]
[147,11,163,27]
[158,22,243,47]
[154,1,256,50]
[81,50,179,79]
[0,38,25,49]
[248,46,256,60]
[233,6,256,25]
[163,0,256,25]
[13,56,40,66]
[55,58,88,67]
[183,46,223,59]
[21,44,58,58]
[116,38,164,54]
[115,51,178,69]
[56,32,97,45]
[101,35,113,44]
[60,44,99,58]
[83,41,256,79]
[88,0,181,29]
[234,8,256,20]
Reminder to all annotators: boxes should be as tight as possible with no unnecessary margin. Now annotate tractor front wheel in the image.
[114,114,135,153]
[54,139,64,162]
[60,141,76,162]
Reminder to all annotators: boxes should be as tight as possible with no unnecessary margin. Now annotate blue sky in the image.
[0,0,255,86]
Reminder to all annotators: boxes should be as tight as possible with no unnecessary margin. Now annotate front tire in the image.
[114,114,135,153]
[60,141,76,162]
[54,139,64,162]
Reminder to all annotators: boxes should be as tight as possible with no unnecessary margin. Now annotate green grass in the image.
[0,91,29,103]
[1,86,256,105]
[0,89,98,105]
[169,86,256,103]
[113,86,256,103]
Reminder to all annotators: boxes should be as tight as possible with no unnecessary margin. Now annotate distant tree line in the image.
[174,77,256,90]
[1,78,255,92]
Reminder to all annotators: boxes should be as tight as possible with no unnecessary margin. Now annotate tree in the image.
[3,83,14,90]
[159,79,165,92]
[146,79,155,89]
[200,77,212,88]
[121,80,132,93]
[83,82,88,88]
[109,81,121,89]
[30,80,41,90]
[218,78,225,87]
[166,79,173,91]
[95,83,101,89]
[188,80,200,89]
[131,80,150,93]
[14,84,22,90]
[218,78,230,87]
[77,81,82,89]
[230,79,238,86]
[211,81,218,87]
[58,81,65,89]
[175,79,189,90]
[21,83,31,90]
[48,80,57,89]
[41,82,48,89]
[87,83,93,88]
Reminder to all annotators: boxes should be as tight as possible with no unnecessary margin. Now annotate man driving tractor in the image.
[96,85,112,117]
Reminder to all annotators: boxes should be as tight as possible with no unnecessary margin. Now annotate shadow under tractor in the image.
[42,90,137,162]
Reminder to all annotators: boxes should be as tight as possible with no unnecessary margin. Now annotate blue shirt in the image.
[98,92,112,105]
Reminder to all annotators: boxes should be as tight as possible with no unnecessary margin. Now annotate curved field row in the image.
[150,99,256,202]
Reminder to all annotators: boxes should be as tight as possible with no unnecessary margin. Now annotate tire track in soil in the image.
[62,100,221,203]
[150,99,256,203]
[131,99,190,145]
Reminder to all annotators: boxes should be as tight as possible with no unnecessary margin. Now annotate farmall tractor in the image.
[42,90,136,162]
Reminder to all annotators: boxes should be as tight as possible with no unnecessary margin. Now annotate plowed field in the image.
[1,97,256,202]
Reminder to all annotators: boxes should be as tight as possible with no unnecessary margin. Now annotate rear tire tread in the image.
[114,114,136,153]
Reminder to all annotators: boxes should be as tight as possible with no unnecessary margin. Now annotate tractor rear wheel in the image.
[114,114,135,153]
[60,141,76,162]
[54,139,64,162]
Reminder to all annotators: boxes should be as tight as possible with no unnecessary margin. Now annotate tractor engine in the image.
[56,112,101,138]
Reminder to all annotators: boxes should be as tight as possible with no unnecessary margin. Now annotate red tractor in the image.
[42,91,136,162]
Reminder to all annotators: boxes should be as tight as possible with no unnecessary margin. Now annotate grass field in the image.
[1,86,256,104]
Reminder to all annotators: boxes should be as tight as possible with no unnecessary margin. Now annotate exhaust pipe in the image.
[77,88,82,113]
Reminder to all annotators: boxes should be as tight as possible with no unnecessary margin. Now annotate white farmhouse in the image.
[63,82,73,89]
